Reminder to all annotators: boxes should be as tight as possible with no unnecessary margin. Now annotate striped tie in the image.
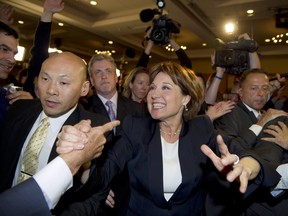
[17,117,50,183]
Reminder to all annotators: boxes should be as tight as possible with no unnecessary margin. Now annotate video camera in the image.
[214,38,258,75]
[140,0,181,45]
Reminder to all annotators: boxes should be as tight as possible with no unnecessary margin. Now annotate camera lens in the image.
[151,28,168,44]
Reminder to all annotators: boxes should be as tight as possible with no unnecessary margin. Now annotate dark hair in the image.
[239,68,268,87]
[0,21,19,39]
[149,61,203,121]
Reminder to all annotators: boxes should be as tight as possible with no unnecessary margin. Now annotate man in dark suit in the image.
[209,68,288,215]
[0,119,119,216]
[0,52,110,215]
[86,54,146,135]
[84,54,147,215]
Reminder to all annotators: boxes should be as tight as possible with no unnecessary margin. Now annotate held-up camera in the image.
[140,0,181,45]
[214,38,258,75]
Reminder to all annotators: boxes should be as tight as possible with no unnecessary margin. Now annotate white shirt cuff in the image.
[34,156,73,209]
[270,164,288,197]
[249,124,262,136]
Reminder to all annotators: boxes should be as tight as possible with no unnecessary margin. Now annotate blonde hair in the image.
[122,67,150,98]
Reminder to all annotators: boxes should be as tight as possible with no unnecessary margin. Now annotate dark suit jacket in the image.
[254,116,288,164]
[60,115,279,216]
[84,93,148,215]
[0,99,109,214]
[86,94,147,135]
[211,101,287,215]
[0,178,50,216]
[214,101,259,153]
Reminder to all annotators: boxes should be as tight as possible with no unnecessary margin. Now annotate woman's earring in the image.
[184,104,188,112]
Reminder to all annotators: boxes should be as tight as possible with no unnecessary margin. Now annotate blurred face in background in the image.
[129,72,150,102]
[0,32,18,80]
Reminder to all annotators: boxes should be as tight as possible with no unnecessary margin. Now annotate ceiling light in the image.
[90,1,97,6]
[202,43,207,47]
[58,22,64,27]
[265,39,270,42]
[18,20,24,24]
[48,48,62,53]
[15,46,25,61]
[108,41,113,45]
[225,22,235,34]
[247,9,254,14]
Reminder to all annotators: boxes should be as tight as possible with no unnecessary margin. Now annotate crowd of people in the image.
[1,0,288,216]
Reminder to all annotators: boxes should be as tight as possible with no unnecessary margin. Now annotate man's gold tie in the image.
[17,117,50,184]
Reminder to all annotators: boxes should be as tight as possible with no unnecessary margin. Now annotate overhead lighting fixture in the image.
[225,22,235,34]
[48,48,62,53]
[202,43,207,47]
[58,22,64,27]
[15,46,25,61]
[266,32,288,44]
[90,1,97,6]
[18,20,24,25]
[108,41,113,45]
[95,50,112,55]
[247,9,254,16]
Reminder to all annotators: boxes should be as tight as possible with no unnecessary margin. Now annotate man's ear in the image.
[81,81,90,96]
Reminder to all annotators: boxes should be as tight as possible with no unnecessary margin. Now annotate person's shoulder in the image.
[8,99,40,113]
[118,95,140,106]
[77,104,110,126]
[188,115,214,130]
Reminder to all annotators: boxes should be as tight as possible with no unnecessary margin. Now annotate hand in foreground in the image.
[58,120,120,175]
[201,135,260,193]
[262,121,288,150]
[257,109,288,127]
[57,119,120,153]
[206,100,235,121]
[105,189,115,208]
[6,90,33,104]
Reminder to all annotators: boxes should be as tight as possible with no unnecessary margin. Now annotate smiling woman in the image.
[56,61,271,216]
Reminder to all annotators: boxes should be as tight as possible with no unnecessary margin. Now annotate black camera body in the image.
[214,38,258,75]
[151,15,181,45]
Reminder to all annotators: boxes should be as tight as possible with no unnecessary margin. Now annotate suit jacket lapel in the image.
[238,102,258,124]
[148,122,171,207]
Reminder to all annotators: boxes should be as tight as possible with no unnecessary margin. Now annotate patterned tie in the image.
[105,100,116,121]
[17,117,50,184]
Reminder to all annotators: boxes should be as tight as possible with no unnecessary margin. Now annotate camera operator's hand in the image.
[238,33,251,40]
[169,39,180,51]
[238,33,261,69]
[211,52,225,73]
[270,73,286,93]
[143,25,154,55]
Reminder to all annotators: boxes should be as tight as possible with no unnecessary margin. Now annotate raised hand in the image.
[201,135,260,193]
[42,0,65,22]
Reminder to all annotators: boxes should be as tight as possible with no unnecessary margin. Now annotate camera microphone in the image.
[140,9,160,22]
